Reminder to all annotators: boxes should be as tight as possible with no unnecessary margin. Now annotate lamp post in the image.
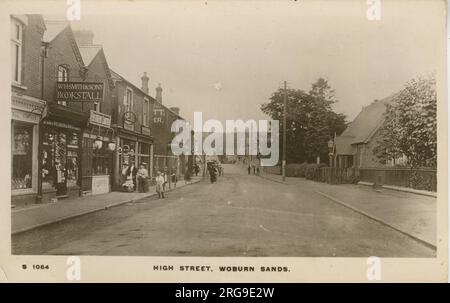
[328,138,334,167]
[190,130,195,175]
[166,140,172,189]
[282,81,287,181]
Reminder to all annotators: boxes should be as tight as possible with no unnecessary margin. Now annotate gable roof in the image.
[42,19,68,43]
[42,19,85,67]
[334,135,355,155]
[78,45,102,66]
[335,94,396,155]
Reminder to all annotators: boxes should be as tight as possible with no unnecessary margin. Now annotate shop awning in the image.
[43,102,89,127]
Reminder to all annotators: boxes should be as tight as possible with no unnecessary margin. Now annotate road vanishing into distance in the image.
[12,165,435,257]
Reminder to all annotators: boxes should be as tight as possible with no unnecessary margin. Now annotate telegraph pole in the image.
[282,81,287,181]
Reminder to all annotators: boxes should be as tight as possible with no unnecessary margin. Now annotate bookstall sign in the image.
[56,82,104,103]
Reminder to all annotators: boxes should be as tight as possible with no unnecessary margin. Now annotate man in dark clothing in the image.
[248,165,251,175]
[125,161,138,191]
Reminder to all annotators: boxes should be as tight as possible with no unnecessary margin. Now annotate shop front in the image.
[81,110,116,195]
[11,93,46,206]
[39,103,88,202]
[114,127,153,191]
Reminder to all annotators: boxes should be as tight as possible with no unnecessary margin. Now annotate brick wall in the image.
[151,106,178,156]
[11,14,45,99]
[43,26,84,112]
[113,81,149,131]
[83,49,113,117]
[357,128,385,168]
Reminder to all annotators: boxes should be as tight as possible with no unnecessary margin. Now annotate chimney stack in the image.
[170,107,180,116]
[156,83,163,103]
[141,72,149,94]
[73,30,94,46]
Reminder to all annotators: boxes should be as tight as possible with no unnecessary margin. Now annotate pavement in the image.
[11,177,201,234]
[258,169,437,248]
[12,164,436,257]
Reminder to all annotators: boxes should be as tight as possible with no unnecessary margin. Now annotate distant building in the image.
[335,94,406,168]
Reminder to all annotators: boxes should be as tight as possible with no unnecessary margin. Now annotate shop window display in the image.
[41,128,80,194]
[93,144,112,175]
[12,122,33,190]
[138,143,150,167]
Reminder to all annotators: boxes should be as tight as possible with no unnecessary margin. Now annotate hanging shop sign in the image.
[56,81,104,103]
[89,110,111,128]
[123,111,136,132]
[141,125,151,137]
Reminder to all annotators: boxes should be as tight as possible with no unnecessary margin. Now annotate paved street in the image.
[12,164,435,257]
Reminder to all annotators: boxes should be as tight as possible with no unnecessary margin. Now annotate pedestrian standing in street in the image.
[162,167,169,192]
[253,164,256,175]
[194,164,200,176]
[209,164,217,183]
[248,164,251,174]
[137,163,149,193]
[171,168,177,188]
[155,171,165,199]
[125,161,138,191]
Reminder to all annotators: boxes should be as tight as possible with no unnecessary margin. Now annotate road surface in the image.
[12,164,435,257]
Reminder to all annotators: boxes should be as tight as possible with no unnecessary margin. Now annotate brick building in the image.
[11,15,189,206]
[334,94,406,168]
[73,30,116,195]
[110,70,187,183]
[11,15,47,206]
[109,69,154,189]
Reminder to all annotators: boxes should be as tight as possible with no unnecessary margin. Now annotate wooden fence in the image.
[358,167,437,192]
[262,164,437,192]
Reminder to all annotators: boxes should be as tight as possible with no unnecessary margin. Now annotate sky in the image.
[65,0,444,125]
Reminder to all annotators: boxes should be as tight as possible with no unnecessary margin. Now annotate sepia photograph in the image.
[0,0,447,282]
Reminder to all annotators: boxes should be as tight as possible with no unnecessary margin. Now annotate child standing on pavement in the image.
[155,171,165,199]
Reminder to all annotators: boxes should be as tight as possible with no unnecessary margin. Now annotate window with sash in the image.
[57,65,69,106]
[143,98,149,126]
[11,18,23,85]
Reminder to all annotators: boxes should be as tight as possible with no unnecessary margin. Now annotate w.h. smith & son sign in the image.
[56,81,104,102]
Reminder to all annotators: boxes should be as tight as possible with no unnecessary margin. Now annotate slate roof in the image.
[334,135,355,155]
[335,94,396,155]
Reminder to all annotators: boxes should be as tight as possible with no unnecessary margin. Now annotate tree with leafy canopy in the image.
[374,75,437,169]
[261,78,347,164]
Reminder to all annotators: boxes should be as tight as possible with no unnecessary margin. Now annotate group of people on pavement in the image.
[156,168,179,199]
[248,163,260,176]
[122,161,150,193]
[207,161,223,183]
[122,162,178,199]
